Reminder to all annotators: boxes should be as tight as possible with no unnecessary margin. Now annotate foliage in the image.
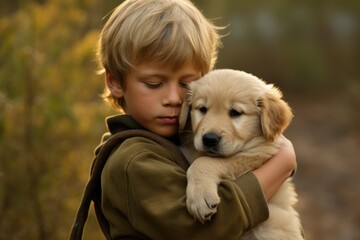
[0,0,116,239]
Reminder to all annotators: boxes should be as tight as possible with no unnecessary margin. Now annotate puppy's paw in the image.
[186,182,220,223]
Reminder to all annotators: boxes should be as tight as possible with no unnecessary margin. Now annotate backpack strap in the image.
[69,129,189,240]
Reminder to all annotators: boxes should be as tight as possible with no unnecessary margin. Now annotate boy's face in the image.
[122,61,201,137]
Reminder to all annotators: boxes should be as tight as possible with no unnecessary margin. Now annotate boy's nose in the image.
[163,85,183,106]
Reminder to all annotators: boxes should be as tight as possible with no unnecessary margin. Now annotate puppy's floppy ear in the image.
[259,86,293,141]
[179,94,192,132]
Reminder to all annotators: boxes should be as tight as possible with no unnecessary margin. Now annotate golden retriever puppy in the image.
[179,69,303,239]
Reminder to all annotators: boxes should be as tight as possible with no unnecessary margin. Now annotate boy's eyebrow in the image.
[136,72,168,81]
[137,72,200,80]
[138,72,167,78]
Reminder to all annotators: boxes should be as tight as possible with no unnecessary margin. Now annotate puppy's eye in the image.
[229,109,242,118]
[198,106,207,114]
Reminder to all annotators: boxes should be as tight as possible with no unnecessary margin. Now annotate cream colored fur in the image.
[179,69,303,239]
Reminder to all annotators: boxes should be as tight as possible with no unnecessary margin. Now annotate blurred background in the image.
[0,0,359,239]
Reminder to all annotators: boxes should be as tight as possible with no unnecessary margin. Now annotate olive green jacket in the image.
[100,115,269,239]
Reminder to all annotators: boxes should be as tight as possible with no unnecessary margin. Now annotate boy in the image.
[96,0,296,238]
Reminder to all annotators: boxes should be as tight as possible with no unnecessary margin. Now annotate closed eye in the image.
[144,82,162,89]
[179,82,189,89]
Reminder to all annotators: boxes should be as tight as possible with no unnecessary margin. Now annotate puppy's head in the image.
[186,69,293,156]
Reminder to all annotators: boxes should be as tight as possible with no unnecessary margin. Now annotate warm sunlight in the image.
[1,0,359,239]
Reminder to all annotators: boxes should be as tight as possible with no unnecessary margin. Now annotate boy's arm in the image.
[253,135,296,200]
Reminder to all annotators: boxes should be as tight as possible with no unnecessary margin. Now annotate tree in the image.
[0,0,114,239]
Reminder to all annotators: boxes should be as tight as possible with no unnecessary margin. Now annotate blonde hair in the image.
[97,0,222,111]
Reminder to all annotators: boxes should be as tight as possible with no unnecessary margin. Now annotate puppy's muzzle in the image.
[202,133,221,148]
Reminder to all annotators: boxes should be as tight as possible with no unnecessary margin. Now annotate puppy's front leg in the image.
[186,156,229,223]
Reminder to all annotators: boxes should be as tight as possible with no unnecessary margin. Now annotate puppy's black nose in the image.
[202,133,221,147]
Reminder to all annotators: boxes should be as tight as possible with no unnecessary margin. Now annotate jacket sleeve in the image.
[101,137,269,239]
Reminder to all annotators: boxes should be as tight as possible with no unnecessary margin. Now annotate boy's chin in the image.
[152,127,178,138]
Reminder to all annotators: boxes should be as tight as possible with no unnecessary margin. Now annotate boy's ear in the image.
[105,70,123,98]
[259,86,293,142]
